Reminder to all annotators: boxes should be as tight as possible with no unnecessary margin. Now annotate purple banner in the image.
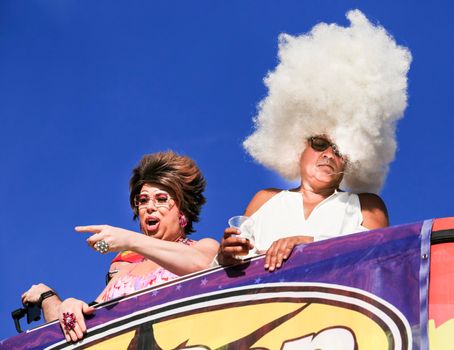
[1,220,431,350]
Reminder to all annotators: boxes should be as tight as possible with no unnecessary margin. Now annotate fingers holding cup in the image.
[227,216,256,259]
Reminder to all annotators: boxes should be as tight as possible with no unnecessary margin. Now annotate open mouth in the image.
[145,217,160,232]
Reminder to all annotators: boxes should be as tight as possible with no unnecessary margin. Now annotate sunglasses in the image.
[308,136,343,158]
[134,192,174,210]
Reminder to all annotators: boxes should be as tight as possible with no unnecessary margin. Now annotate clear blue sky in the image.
[1,0,453,340]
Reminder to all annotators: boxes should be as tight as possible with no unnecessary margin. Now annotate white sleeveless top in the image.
[250,190,367,251]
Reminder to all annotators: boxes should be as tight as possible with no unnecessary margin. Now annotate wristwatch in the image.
[38,290,56,307]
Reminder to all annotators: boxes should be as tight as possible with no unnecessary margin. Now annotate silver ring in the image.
[94,240,109,254]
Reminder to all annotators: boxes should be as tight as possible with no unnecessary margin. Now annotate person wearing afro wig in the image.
[217,10,412,271]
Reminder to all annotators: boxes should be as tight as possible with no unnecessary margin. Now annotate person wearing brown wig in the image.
[21,151,219,342]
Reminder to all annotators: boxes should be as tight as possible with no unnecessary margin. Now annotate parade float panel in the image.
[2,219,445,350]
[428,217,454,349]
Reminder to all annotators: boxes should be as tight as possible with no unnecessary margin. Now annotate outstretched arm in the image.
[77,225,219,276]
[128,234,219,275]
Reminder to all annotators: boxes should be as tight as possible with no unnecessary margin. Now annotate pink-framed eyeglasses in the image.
[133,192,174,210]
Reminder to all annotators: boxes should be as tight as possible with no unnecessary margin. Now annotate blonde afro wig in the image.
[243,10,412,193]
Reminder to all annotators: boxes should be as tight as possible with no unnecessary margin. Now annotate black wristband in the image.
[38,290,56,307]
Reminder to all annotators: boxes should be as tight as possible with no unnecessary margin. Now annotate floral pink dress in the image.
[99,238,194,302]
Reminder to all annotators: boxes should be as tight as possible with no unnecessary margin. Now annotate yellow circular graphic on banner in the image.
[82,283,412,350]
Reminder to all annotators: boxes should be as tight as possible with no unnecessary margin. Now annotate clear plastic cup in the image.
[228,215,255,259]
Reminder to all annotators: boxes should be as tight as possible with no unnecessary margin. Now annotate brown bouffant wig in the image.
[129,151,206,234]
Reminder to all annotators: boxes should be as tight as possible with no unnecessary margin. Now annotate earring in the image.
[179,214,188,228]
